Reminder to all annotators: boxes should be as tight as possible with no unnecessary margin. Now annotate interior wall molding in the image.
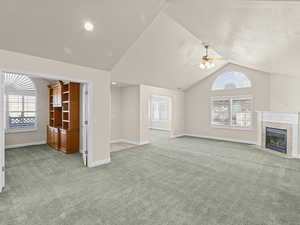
[88,158,111,168]
[5,141,47,149]
[182,133,257,145]
[110,139,149,146]
[170,134,185,138]
[149,127,171,131]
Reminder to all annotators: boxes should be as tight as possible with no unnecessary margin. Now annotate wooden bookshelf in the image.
[47,81,80,154]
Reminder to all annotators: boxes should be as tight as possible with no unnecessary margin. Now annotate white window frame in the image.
[150,95,171,122]
[4,72,38,133]
[210,95,254,130]
[5,94,38,133]
[211,71,252,91]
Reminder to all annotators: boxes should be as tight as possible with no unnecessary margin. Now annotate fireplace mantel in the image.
[256,111,300,158]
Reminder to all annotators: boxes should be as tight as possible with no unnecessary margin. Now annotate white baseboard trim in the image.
[149,127,171,131]
[5,141,47,149]
[293,155,300,159]
[88,158,111,168]
[183,133,256,145]
[110,139,149,146]
[171,134,185,138]
[110,139,123,144]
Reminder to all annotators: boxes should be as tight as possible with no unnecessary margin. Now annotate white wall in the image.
[270,74,300,112]
[110,84,184,144]
[140,85,185,143]
[120,86,140,143]
[184,63,270,144]
[111,87,122,140]
[5,77,49,148]
[0,49,111,166]
[110,85,140,144]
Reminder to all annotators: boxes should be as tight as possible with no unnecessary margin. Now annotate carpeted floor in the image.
[1,132,300,225]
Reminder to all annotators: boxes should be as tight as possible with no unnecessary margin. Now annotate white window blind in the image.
[211,96,252,128]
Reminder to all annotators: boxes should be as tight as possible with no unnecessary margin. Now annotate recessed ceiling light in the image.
[112,82,117,85]
[84,21,94,32]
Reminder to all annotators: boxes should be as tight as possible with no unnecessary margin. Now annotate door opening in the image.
[148,95,172,143]
[0,70,91,192]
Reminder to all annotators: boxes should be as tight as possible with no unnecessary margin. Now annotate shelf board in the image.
[62,101,70,103]
[62,120,70,123]
[63,110,69,113]
[63,91,70,94]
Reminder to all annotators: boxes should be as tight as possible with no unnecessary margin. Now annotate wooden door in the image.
[60,129,67,153]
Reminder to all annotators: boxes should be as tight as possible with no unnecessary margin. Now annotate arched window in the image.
[4,72,37,131]
[212,71,251,91]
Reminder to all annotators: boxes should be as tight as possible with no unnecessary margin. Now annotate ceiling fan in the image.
[198,44,225,70]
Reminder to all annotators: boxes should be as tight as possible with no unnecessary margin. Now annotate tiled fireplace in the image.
[257,112,300,158]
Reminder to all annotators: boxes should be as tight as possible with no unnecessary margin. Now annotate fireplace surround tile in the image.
[257,111,300,158]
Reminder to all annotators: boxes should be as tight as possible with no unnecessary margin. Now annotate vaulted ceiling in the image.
[0,0,166,70]
[165,0,300,76]
[0,0,299,89]
[111,13,227,90]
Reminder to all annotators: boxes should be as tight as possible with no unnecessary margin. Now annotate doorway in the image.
[148,95,172,143]
[0,70,91,192]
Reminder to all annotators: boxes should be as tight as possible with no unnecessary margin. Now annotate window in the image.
[152,102,169,121]
[211,96,252,129]
[212,71,251,91]
[150,96,170,121]
[4,72,37,131]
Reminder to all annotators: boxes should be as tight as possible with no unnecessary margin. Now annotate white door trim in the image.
[0,70,5,192]
[81,83,90,167]
[0,68,94,172]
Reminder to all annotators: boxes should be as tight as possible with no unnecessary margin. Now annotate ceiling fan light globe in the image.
[199,63,205,69]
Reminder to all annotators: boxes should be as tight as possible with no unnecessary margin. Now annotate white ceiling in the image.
[0,0,300,88]
[165,0,300,76]
[0,0,166,70]
[112,13,227,90]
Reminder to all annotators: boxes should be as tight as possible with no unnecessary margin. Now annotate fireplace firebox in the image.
[265,127,287,153]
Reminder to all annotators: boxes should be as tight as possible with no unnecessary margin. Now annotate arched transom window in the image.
[212,71,251,91]
[4,72,37,131]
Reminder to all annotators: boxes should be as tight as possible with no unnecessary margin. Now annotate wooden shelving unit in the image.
[47,81,80,154]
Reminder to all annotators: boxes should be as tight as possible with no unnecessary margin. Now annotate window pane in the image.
[9,112,22,117]
[159,103,169,121]
[212,72,251,91]
[212,99,231,126]
[8,95,23,112]
[232,99,252,128]
[7,95,36,129]
[24,112,36,117]
[24,96,36,111]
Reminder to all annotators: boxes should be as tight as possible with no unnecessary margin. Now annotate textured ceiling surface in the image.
[165,0,300,76]
[112,13,227,90]
[0,0,166,70]
[0,0,299,88]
